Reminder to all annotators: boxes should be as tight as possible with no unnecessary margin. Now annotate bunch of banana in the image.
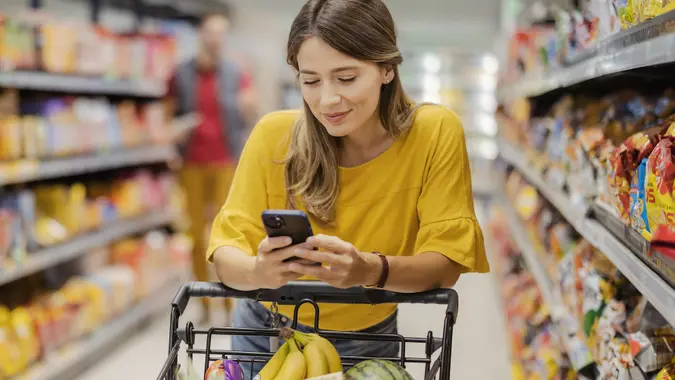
[255,328,343,380]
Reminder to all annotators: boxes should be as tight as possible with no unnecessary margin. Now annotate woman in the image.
[207,0,490,376]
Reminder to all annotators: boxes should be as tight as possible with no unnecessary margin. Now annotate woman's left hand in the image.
[289,234,381,289]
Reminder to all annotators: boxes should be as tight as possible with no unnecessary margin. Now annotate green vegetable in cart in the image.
[344,359,414,380]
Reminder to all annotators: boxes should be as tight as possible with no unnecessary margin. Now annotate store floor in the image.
[78,273,510,380]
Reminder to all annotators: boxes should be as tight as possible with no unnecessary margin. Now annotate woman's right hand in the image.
[254,236,309,289]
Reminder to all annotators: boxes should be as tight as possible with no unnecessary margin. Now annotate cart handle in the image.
[172,281,458,318]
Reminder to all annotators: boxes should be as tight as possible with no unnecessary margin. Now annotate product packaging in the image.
[630,158,652,239]
[41,22,78,73]
[646,138,675,233]
[616,0,639,29]
[649,225,675,284]
[657,361,675,379]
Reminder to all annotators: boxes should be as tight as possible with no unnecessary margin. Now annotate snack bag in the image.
[11,306,39,367]
[630,159,652,239]
[616,0,639,29]
[646,138,675,232]
[0,306,23,378]
[642,0,675,19]
[629,331,675,374]
[649,224,675,284]
[609,147,632,222]
[657,361,675,379]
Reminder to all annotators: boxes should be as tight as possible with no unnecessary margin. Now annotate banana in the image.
[303,340,329,378]
[257,341,290,380]
[272,338,306,380]
[290,330,343,374]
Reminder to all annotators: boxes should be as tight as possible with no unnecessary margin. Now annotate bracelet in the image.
[364,252,389,289]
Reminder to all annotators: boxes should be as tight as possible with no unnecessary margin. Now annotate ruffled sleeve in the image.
[415,218,490,273]
[413,109,490,273]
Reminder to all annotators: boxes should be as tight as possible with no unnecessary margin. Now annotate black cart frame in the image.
[157,281,459,380]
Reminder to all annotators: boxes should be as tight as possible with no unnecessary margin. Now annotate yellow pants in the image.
[180,163,236,314]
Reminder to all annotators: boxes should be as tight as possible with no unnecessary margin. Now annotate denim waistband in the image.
[237,299,398,333]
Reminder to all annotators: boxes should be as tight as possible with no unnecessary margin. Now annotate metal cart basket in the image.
[157,281,459,380]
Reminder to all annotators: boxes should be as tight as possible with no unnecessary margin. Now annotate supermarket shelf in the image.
[498,139,675,328]
[498,11,675,102]
[0,145,178,186]
[0,210,174,286]
[501,195,597,376]
[0,71,165,97]
[23,271,182,380]
[500,193,558,309]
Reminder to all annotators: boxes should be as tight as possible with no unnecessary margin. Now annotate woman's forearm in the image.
[212,246,260,291]
[365,252,462,293]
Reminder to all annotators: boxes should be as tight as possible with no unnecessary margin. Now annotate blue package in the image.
[630,158,651,238]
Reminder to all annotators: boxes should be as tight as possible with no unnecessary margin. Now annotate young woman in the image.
[207,0,490,376]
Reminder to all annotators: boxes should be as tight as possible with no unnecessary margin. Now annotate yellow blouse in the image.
[208,104,489,331]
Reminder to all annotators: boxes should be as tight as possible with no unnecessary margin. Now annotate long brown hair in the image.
[285,0,417,223]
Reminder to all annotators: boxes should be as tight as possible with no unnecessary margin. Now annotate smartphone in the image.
[261,210,315,263]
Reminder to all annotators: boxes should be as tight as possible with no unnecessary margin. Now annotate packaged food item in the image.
[629,331,675,374]
[630,158,652,239]
[0,16,37,71]
[646,138,675,233]
[649,224,675,284]
[0,306,23,378]
[610,146,633,223]
[77,24,106,76]
[616,0,639,29]
[41,22,78,73]
[0,114,22,160]
[657,361,675,379]
[641,0,675,21]
[11,306,40,367]
[114,36,132,79]
[611,128,663,222]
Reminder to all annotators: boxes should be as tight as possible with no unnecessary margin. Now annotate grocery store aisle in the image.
[78,273,510,380]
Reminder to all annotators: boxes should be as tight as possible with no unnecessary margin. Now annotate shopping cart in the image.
[157,281,459,380]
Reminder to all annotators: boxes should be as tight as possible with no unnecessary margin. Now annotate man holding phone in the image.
[166,11,256,324]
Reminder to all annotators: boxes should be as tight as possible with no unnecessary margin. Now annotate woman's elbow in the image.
[440,271,461,288]
[438,258,462,288]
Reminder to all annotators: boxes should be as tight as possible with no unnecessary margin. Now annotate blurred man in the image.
[168,12,256,323]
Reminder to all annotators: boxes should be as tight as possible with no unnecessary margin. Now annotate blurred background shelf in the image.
[0,209,175,286]
[0,71,166,97]
[22,270,183,380]
[0,145,178,186]
[500,192,557,307]
[500,193,597,376]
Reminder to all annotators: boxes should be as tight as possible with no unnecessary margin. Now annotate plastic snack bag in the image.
[646,138,675,233]
[610,147,633,222]
[649,224,675,284]
[657,361,675,379]
[616,0,639,29]
[630,159,652,239]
